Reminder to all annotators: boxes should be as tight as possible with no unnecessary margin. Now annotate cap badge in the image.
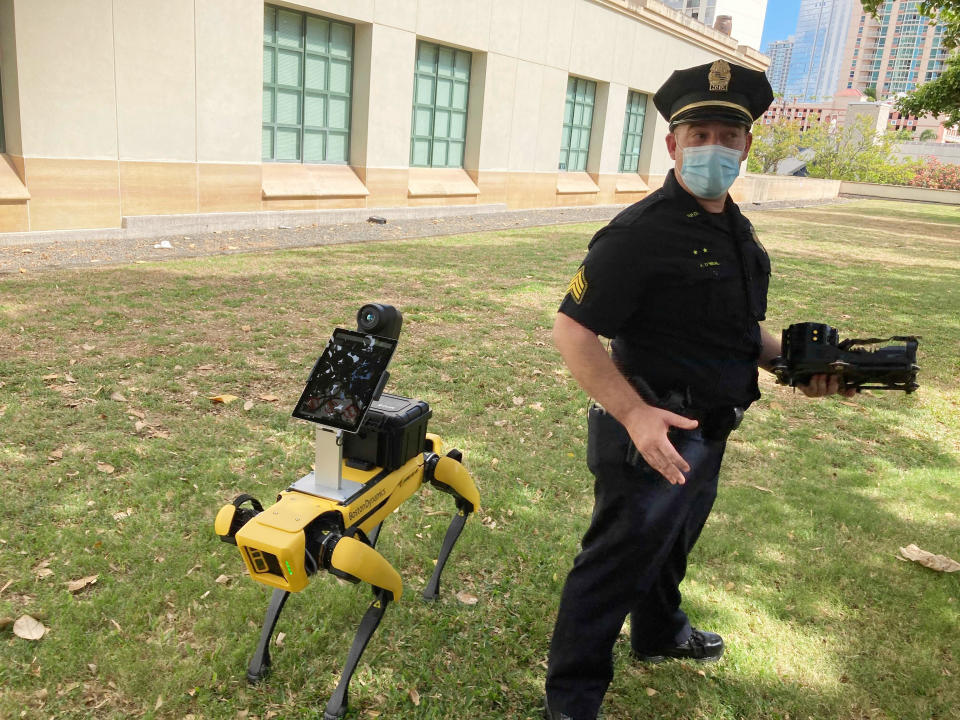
[708,59,731,92]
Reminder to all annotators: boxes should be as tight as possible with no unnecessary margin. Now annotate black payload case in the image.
[343,393,432,472]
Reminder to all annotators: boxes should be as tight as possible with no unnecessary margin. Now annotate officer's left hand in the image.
[797,373,857,398]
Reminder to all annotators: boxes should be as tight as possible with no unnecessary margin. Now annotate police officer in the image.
[543,60,853,720]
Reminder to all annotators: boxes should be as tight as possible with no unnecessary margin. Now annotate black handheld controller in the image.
[771,322,920,393]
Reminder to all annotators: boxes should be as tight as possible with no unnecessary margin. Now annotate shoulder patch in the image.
[566,266,588,304]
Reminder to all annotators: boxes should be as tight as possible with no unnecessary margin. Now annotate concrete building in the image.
[0,0,775,235]
[784,0,855,102]
[660,0,767,49]
[760,88,946,140]
[765,37,794,97]
[840,0,949,99]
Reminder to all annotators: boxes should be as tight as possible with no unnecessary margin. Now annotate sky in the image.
[760,0,802,50]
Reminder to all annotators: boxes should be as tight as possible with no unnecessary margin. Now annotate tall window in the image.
[559,77,596,172]
[262,5,353,163]
[619,91,647,173]
[410,41,471,168]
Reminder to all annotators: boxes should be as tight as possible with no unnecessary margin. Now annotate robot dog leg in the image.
[422,444,481,600]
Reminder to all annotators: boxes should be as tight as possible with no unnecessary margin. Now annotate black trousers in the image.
[545,406,727,720]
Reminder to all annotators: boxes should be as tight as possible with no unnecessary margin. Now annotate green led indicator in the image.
[285,560,294,576]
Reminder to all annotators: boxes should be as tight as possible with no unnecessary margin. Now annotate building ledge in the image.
[0,155,30,201]
[615,173,649,193]
[261,163,369,199]
[557,171,600,194]
[407,167,480,197]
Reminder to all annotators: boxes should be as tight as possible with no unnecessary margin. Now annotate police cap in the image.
[653,59,773,128]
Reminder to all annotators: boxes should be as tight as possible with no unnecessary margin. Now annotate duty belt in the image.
[629,376,745,442]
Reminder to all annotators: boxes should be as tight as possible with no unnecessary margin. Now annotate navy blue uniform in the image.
[545,169,771,719]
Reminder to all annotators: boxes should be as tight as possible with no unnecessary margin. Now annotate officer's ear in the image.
[665,130,679,161]
[741,131,753,161]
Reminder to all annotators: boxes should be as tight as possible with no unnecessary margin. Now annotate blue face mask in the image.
[678,144,744,199]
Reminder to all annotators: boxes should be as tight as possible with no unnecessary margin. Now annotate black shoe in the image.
[632,628,724,663]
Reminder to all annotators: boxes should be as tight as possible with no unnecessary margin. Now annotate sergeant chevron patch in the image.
[567,266,588,303]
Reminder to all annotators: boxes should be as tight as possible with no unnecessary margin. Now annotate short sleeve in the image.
[558,225,649,338]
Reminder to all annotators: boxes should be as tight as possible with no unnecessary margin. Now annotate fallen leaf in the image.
[109,392,127,402]
[646,687,658,696]
[209,394,240,405]
[93,319,103,326]
[127,409,145,419]
[257,394,279,402]
[529,402,544,412]
[243,400,254,411]
[275,632,285,647]
[154,695,163,711]
[82,343,95,351]
[35,568,54,580]
[47,449,64,462]
[97,462,115,474]
[455,591,479,605]
[42,374,59,381]
[113,508,132,521]
[899,544,960,572]
[13,615,46,640]
[66,575,99,594]
[64,373,77,383]
[512,396,524,406]
[409,688,420,706]
[215,574,231,584]
[751,485,773,493]
[241,325,252,332]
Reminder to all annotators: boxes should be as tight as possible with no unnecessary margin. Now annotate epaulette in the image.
[588,190,666,249]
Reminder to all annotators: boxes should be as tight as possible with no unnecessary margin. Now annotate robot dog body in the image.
[215,305,479,719]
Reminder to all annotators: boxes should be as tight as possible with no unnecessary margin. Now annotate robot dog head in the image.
[357,304,402,341]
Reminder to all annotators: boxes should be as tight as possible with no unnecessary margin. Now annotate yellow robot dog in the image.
[215,303,480,720]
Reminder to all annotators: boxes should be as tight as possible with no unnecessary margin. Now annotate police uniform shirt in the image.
[558,169,770,410]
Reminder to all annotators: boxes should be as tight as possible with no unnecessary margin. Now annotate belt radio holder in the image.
[214,303,480,719]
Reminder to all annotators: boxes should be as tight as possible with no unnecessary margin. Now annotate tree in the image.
[861,1,960,124]
[865,85,878,101]
[919,128,939,140]
[747,120,806,174]
[804,115,914,184]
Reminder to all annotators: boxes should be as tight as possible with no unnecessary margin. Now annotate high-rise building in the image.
[841,1,949,99]
[784,0,855,101]
[765,37,794,96]
[660,0,768,50]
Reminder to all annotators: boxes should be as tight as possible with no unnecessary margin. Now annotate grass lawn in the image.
[1,198,957,720]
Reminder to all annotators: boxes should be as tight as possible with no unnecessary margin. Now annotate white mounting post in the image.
[290,424,364,501]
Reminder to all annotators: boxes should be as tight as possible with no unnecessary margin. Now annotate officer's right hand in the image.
[623,405,699,485]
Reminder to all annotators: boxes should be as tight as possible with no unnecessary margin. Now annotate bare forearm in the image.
[552,312,697,484]
[552,312,648,425]
[758,325,781,373]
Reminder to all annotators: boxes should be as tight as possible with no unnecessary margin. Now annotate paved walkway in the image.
[0,199,842,275]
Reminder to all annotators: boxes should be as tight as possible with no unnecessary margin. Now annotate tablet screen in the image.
[292,329,398,432]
